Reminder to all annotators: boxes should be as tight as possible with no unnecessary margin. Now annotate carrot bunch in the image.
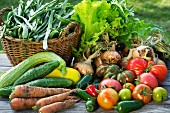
[10,85,79,112]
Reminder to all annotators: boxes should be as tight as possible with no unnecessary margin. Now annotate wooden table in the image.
[0,54,170,113]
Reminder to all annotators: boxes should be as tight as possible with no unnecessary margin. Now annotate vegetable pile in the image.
[0,0,170,113]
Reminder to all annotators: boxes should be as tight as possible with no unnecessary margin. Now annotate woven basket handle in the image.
[59,21,81,41]
[0,8,12,25]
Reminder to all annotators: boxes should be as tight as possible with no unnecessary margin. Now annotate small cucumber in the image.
[0,86,14,97]
[114,100,144,113]
[75,74,93,89]
[13,61,60,86]
[76,89,92,101]
[26,78,73,88]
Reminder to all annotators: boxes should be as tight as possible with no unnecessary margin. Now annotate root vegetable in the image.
[33,90,76,110]
[132,46,155,61]
[96,64,109,78]
[94,52,103,67]
[38,99,78,113]
[102,41,121,64]
[120,49,133,69]
[9,85,71,100]
[10,98,40,110]
[74,49,101,75]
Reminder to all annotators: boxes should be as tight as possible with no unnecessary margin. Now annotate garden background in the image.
[0,0,170,52]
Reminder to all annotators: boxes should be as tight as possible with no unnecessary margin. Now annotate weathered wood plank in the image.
[0,54,12,67]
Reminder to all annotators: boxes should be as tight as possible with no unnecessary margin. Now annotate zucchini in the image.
[13,61,60,86]
[0,52,66,88]
[114,100,144,113]
[26,78,73,88]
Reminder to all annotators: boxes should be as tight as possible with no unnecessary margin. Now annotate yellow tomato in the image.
[64,67,81,85]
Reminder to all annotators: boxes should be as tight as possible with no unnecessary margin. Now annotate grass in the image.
[0,0,170,50]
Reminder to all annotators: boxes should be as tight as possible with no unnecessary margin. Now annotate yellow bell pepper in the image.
[64,67,81,85]
[45,67,81,85]
[44,68,63,78]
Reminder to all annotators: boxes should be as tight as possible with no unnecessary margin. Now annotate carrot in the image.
[10,98,40,110]
[9,85,71,100]
[33,89,76,110]
[38,99,79,113]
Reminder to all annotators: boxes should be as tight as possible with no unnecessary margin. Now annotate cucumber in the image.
[0,86,14,97]
[13,61,60,86]
[0,52,66,88]
[114,100,144,113]
[75,74,93,89]
[26,78,73,88]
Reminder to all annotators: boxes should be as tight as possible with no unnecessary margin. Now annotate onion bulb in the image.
[132,46,155,61]
[120,49,133,69]
[102,42,121,64]
[73,49,101,76]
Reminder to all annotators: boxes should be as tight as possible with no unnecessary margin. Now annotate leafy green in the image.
[71,0,165,57]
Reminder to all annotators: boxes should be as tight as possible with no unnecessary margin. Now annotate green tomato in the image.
[153,87,168,102]
[118,88,132,101]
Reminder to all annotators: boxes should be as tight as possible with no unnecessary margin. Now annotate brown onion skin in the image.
[94,55,103,68]
[73,62,94,75]
[102,50,121,64]
[96,64,109,78]
[132,46,155,61]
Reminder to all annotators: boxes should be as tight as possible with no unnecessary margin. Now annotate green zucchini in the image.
[0,52,66,88]
[114,100,144,113]
[75,74,93,89]
[26,78,73,88]
[13,61,60,86]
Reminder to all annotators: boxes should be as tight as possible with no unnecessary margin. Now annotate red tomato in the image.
[98,78,122,92]
[139,73,158,89]
[97,88,119,110]
[150,65,168,84]
[126,58,148,76]
[132,84,153,104]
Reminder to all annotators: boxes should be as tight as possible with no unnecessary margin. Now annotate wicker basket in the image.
[1,22,81,66]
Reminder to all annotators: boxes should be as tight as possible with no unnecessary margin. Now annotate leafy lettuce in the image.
[71,0,164,57]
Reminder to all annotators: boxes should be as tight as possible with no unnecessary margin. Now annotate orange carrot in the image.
[33,89,76,110]
[10,98,40,110]
[10,85,71,100]
[38,99,78,113]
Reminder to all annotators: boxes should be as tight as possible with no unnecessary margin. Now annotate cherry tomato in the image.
[118,88,132,101]
[153,87,168,102]
[97,88,119,110]
[150,65,168,84]
[98,78,122,92]
[123,83,135,92]
[132,84,153,104]
[126,58,148,76]
[139,73,158,89]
